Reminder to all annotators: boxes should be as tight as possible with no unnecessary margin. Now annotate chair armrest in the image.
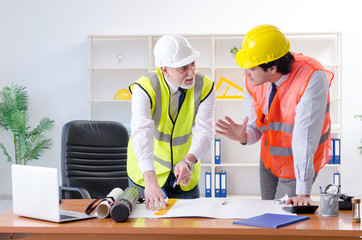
[59,186,91,200]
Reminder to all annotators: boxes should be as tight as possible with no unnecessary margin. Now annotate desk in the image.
[0,199,361,240]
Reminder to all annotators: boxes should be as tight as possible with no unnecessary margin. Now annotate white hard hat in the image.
[154,35,200,68]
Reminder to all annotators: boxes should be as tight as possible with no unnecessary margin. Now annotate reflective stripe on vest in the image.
[259,100,331,134]
[266,124,331,157]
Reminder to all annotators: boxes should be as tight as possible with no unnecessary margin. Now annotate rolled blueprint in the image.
[96,187,124,218]
[110,186,141,222]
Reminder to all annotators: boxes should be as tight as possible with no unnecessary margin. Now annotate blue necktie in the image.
[268,83,277,111]
[178,88,185,111]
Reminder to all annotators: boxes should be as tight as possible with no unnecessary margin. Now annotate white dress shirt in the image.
[242,70,329,195]
[131,75,216,174]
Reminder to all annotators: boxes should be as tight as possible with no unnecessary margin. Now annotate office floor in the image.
[0,196,12,214]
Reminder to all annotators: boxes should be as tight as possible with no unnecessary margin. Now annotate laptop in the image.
[11,164,96,223]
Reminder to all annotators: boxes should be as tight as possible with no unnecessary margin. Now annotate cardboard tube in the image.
[110,186,141,222]
[96,188,124,218]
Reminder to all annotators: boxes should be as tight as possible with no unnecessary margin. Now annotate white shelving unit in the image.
[87,33,341,197]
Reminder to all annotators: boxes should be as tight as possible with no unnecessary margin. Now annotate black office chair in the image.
[60,120,129,199]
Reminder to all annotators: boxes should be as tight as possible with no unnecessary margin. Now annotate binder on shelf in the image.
[334,138,340,164]
[205,172,212,198]
[215,172,221,198]
[215,138,221,164]
[333,171,340,186]
[220,171,227,198]
[330,138,341,164]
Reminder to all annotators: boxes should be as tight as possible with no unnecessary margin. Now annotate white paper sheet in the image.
[129,197,295,219]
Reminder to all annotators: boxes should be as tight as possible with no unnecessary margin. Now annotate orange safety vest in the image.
[245,52,334,178]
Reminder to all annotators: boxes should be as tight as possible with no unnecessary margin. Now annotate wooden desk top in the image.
[0,199,361,240]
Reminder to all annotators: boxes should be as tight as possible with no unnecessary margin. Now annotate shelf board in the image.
[88,35,149,39]
[89,67,149,71]
[216,98,243,102]
[89,100,131,103]
[196,66,212,69]
[324,164,341,168]
[214,65,340,69]
[202,162,259,167]
[214,66,240,69]
[200,163,213,167]
[203,163,339,168]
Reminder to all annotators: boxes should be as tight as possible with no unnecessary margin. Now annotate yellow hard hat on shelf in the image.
[235,25,290,69]
[114,89,131,100]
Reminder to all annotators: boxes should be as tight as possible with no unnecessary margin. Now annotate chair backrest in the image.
[61,120,129,199]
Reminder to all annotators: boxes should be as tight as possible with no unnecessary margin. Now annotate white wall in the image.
[0,0,361,197]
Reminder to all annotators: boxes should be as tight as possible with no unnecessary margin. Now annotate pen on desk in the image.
[319,186,323,194]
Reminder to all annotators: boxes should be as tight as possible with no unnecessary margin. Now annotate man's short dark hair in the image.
[259,52,295,75]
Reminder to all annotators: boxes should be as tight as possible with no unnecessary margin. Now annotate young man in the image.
[216,25,333,206]
[127,35,215,210]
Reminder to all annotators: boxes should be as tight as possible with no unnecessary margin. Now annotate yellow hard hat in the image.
[114,89,131,100]
[235,25,290,69]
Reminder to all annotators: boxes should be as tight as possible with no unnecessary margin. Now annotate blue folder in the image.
[220,171,227,198]
[214,139,221,164]
[333,138,340,164]
[205,172,211,198]
[233,213,309,229]
[215,172,221,197]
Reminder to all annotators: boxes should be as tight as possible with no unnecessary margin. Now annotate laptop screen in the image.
[11,164,61,222]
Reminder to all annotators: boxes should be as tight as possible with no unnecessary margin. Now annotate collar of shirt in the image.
[270,73,289,89]
[163,75,179,94]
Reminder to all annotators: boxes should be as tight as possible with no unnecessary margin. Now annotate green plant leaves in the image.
[0,143,12,163]
[230,46,240,57]
[0,84,55,165]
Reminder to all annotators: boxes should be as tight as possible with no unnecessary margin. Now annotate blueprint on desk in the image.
[129,198,295,219]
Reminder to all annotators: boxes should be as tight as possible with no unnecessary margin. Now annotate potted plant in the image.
[230,46,240,57]
[0,84,55,165]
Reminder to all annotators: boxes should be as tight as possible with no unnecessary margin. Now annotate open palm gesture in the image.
[215,116,248,144]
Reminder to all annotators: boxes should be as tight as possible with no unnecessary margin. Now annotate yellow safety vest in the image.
[127,68,214,191]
